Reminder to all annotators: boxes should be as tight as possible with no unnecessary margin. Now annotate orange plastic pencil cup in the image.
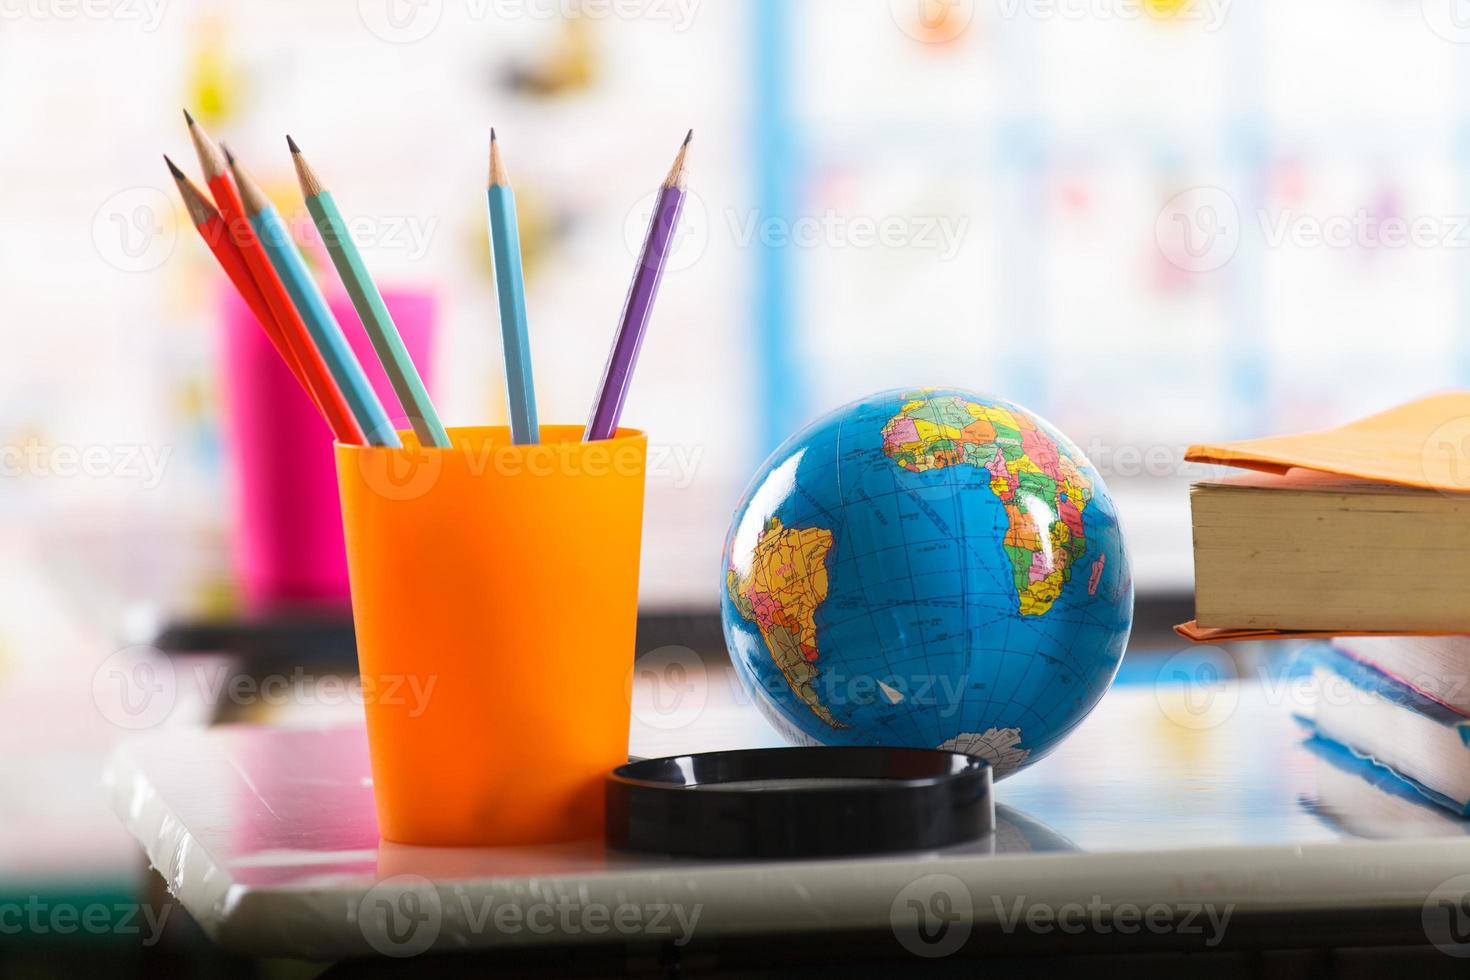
[336,425,647,846]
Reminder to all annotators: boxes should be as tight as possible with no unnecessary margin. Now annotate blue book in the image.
[1293,643,1470,816]
[1302,736,1470,835]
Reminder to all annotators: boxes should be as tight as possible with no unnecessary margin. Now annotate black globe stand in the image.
[605,746,994,859]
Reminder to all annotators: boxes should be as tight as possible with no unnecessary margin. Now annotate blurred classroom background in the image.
[3,0,1470,968]
[9,0,1469,606]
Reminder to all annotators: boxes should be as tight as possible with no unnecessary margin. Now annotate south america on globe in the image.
[721,388,1133,778]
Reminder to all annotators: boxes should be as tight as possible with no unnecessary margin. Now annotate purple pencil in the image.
[584,130,691,442]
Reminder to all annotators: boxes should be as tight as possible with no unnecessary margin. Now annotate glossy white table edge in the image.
[105,732,1458,960]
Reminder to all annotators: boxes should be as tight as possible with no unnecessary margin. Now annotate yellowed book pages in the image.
[1190,471,1470,632]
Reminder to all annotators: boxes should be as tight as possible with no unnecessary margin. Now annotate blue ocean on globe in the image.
[721,388,1133,778]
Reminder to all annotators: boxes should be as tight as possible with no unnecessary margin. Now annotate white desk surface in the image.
[106,676,1470,961]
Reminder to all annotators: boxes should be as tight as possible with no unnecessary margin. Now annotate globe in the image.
[721,388,1133,779]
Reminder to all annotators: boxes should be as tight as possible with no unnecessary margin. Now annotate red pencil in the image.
[164,155,321,413]
[184,110,363,444]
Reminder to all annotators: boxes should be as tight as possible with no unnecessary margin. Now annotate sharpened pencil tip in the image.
[291,140,325,198]
[286,134,300,154]
[183,107,195,127]
[163,154,185,180]
[221,143,236,166]
[185,113,228,183]
[662,132,692,188]
[488,130,509,187]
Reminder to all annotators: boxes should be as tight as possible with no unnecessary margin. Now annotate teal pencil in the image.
[486,129,539,445]
[226,148,402,448]
[289,137,450,449]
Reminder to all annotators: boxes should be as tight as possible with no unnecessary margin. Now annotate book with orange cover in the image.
[1174,622,1465,643]
[1177,393,1470,642]
[1183,392,1470,492]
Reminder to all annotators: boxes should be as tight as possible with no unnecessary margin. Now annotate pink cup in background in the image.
[219,286,437,613]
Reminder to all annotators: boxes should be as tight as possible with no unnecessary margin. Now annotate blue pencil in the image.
[486,130,539,445]
[226,148,402,448]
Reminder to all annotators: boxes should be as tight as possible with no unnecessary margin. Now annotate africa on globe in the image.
[721,388,1133,778]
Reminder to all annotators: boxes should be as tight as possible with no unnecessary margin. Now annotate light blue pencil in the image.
[226,149,402,448]
[486,129,539,445]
